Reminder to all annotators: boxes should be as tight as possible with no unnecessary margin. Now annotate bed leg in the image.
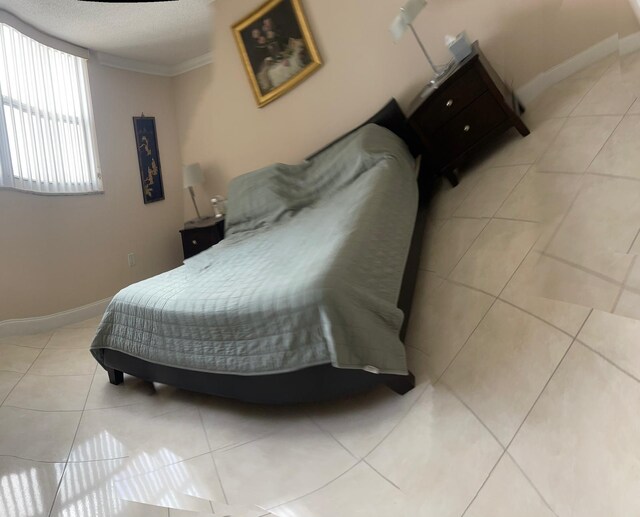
[385,371,415,395]
[107,367,123,385]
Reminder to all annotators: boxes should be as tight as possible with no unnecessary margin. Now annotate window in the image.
[0,22,101,194]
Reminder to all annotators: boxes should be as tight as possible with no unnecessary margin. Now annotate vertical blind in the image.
[0,22,101,194]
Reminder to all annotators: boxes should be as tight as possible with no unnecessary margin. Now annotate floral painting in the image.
[233,0,322,107]
[133,116,165,204]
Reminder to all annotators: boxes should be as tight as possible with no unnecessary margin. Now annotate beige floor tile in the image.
[484,118,565,167]
[624,257,640,290]
[64,315,103,329]
[449,219,540,295]
[29,348,96,376]
[405,345,435,387]
[199,398,297,452]
[500,282,590,336]
[214,419,356,508]
[631,232,640,255]
[496,170,583,222]
[543,175,640,279]
[427,172,482,220]
[453,165,528,218]
[170,507,266,517]
[85,372,158,410]
[465,454,555,517]
[588,115,640,178]
[0,370,22,401]
[508,250,621,312]
[443,301,572,445]
[367,384,502,516]
[422,216,447,245]
[579,310,640,379]
[404,280,494,378]
[619,51,640,95]
[571,68,637,116]
[614,288,640,321]
[421,217,488,277]
[567,175,640,254]
[70,404,209,463]
[46,327,96,349]
[114,454,225,513]
[0,343,41,373]
[536,115,621,173]
[510,344,640,517]
[307,383,424,458]
[629,98,640,114]
[0,457,65,517]
[0,332,52,348]
[525,77,597,122]
[51,458,168,517]
[272,461,418,516]
[543,247,633,287]
[4,373,93,411]
[405,270,445,330]
[0,406,81,462]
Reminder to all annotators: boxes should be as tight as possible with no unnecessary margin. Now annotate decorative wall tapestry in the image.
[133,115,165,204]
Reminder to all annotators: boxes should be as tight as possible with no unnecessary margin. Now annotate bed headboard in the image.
[306,98,423,160]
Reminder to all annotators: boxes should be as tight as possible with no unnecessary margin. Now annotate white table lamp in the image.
[183,163,205,220]
[390,0,453,87]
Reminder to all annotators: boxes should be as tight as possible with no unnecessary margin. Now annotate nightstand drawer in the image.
[433,91,507,160]
[180,219,225,260]
[412,67,487,133]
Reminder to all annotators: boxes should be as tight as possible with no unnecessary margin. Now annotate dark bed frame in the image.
[103,99,433,404]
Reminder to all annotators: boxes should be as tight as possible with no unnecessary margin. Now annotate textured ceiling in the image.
[0,0,212,67]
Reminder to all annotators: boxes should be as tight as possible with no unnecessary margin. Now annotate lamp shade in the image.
[389,0,427,42]
[401,0,426,23]
[182,163,204,189]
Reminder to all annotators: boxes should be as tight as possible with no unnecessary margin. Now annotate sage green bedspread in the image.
[91,124,418,375]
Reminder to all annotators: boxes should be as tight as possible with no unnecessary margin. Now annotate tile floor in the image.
[2,54,640,516]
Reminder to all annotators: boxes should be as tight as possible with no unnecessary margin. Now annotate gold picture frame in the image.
[232,0,322,108]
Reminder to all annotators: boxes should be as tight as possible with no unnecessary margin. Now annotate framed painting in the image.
[232,0,322,108]
[132,116,165,204]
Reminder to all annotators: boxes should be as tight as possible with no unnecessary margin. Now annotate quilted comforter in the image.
[91,124,418,375]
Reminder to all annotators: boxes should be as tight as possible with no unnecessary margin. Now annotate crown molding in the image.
[93,50,212,77]
[170,52,213,76]
[0,9,89,59]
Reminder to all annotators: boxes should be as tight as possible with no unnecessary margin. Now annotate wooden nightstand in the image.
[408,41,529,186]
[179,217,225,259]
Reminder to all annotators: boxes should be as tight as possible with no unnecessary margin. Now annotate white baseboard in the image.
[516,34,620,105]
[620,31,640,56]
[0,297,111,338]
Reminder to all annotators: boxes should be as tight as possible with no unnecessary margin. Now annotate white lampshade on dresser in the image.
[389,0,454,87]
[183,163,205,220]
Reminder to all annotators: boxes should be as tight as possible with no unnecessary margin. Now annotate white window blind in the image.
[0,22,101,194]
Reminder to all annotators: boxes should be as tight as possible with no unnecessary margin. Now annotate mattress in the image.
[91,124,418,375]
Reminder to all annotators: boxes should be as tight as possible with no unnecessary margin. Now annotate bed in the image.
[91,99,429,404]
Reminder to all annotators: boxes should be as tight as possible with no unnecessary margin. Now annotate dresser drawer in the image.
[411,67,487,134]
[433,91,507,160]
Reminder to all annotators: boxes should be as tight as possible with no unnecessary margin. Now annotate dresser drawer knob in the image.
[192,240,198,245]
[463,125,471,132]
[446,99,453,107]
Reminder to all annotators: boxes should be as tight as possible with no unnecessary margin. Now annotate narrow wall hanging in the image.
[133,115,165,204]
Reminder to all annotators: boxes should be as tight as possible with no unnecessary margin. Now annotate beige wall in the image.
[0,60,184,321]
[173,0,639,202]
